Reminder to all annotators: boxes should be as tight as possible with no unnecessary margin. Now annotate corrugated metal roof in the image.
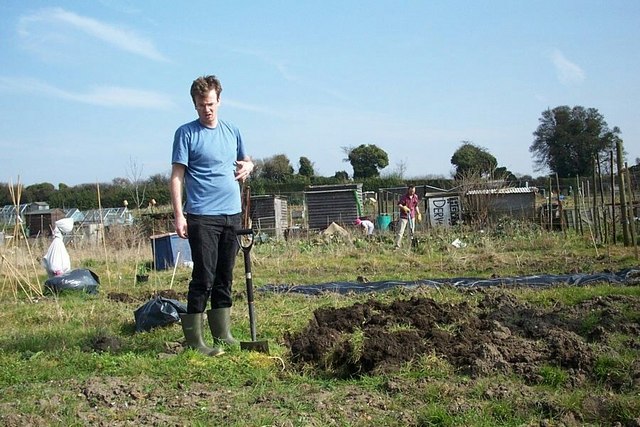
[466,187,538,195]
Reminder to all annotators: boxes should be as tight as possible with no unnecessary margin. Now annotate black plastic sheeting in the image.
[260,268,640,296]
[133,296,187,333]
[44,269,100,294]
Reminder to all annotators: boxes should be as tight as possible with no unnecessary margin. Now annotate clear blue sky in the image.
[1,1,638,186]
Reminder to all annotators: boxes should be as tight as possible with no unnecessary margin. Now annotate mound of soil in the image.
[286,290,640,387]
[107,289,187,303]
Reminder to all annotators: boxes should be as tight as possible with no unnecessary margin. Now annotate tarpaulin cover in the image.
[260,268,640,295]
[44,269,100,294]
[134,296,187,333]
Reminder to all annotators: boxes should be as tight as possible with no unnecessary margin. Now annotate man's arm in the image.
[415,197,422,221]
[398,196,410,213]
[170,163,188,238]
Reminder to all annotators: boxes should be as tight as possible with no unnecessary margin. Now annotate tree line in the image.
[1,105,634,210]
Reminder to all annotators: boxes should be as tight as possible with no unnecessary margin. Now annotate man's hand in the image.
[175,214,188,239]
[417,213,423,222]
[402,206,410,213]
[235,160,254,182]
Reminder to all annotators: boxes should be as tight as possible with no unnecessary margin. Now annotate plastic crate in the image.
[150,232,193,270]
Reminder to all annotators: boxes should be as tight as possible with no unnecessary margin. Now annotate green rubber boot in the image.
[207,307,239,346]
[180,313,224,356]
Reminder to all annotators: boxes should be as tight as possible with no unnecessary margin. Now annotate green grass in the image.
[538,365,570,388]
[0,225,638,426]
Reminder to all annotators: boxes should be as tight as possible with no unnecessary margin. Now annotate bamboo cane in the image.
[7,177,44,300]
[596,155,608,243]
[624,164,638,259]
[97,182,112,288]
[592,158,601,242]
[555,173,565,236]
[575,176,582,235]
[610,150,616,244]
[616,141,630,245]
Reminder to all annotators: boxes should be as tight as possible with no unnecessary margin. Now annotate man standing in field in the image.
[394,185,421,248]
[170,75,254,356]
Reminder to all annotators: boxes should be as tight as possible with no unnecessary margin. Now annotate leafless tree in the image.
[395,159,407,179]
[126,157,147,209]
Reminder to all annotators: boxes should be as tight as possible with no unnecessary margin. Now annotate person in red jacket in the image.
[395,185,421,248]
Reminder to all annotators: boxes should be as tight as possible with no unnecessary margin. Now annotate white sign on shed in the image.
[427,196,462,227]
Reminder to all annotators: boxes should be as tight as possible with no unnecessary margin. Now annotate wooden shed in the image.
[305,184,363,230]
[250,195,288,239]
[24,208,66,237]
[465,187,538,221]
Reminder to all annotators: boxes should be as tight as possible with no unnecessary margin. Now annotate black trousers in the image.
[186,213,241,313]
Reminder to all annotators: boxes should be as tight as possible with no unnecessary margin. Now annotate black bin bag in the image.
[44,269,100,294]
[134,296,186,333]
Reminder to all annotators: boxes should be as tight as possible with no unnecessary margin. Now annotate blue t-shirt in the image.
[171,119,246,215]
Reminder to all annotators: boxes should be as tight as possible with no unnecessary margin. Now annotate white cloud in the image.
[0,77,174,109]
[18,7,168,62]
[551,49,586,85]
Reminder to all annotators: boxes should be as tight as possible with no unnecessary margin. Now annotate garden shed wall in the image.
[24,208,65,237]
[465,187,538,221]
[305,184,363,230]
[250,195,288,239]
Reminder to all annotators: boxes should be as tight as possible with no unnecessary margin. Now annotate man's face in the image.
[194,89,220,127]
[408,187,416,195]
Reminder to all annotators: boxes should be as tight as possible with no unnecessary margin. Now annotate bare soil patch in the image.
[286,289,640,391]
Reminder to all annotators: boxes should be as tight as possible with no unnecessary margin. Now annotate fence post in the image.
[592,159,601,242]
[624,163,638,259]
[610,150,616,244]
[596,154,608,243]
[616,141,630,246]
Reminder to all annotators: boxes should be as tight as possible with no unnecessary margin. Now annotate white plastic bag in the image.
[43,237,70,277]
[55,218,74,234]
[42,218,74,277]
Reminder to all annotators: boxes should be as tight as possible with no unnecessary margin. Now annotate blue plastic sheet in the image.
[261,268,640,295]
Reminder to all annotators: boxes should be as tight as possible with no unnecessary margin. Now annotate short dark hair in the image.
[190,75,222,104]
